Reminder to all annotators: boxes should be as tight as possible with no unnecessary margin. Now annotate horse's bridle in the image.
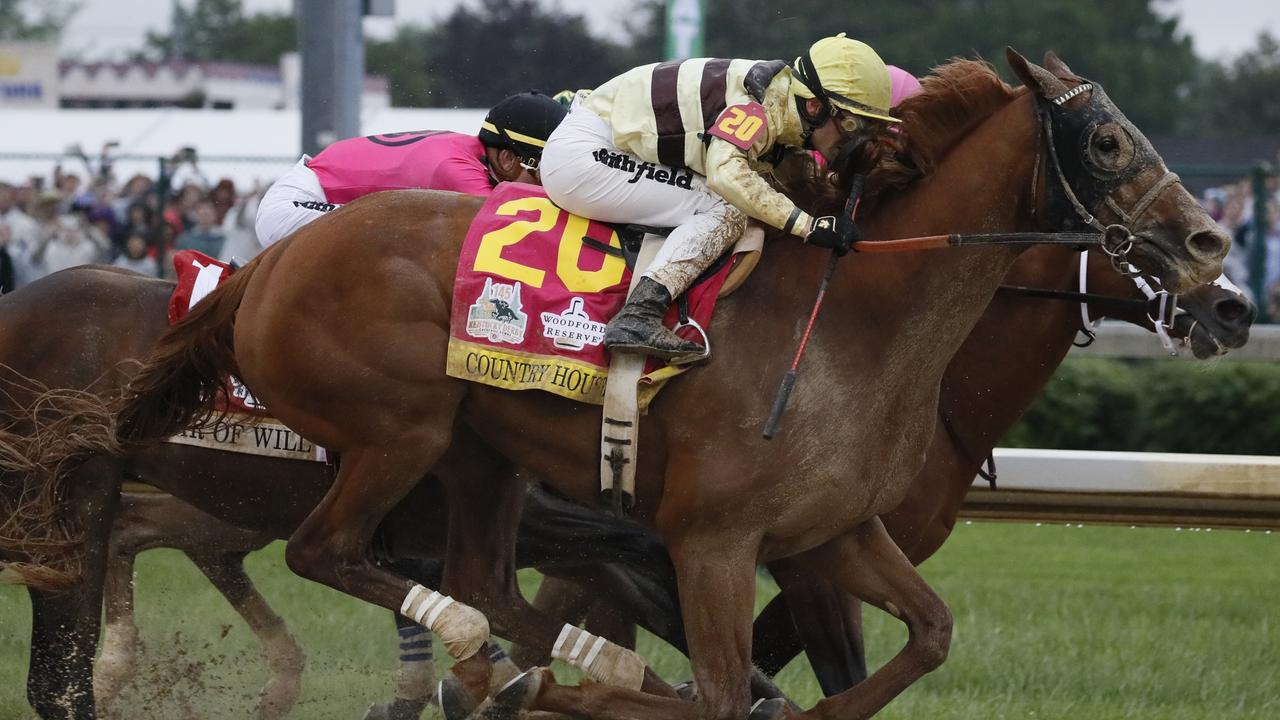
[1030,81,1183,276]
[998,249,1181,353]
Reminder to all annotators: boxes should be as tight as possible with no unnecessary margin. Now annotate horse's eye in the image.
[1086,123,1135,173]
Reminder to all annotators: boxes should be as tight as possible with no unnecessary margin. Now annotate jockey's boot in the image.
[604,277,706,362]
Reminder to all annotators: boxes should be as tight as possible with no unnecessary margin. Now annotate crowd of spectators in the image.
[1199,173,1280,317]
[0,148,264,294]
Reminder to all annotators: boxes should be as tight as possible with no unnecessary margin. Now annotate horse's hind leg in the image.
[190,551,304,720]
[96,491,291,713]
[27,458,120,720]
[766,517,951,720]
[283,433,490,665]
[363,559,443,720]
[94,516,144,709]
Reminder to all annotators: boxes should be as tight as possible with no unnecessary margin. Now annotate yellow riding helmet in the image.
[792,33,899,124]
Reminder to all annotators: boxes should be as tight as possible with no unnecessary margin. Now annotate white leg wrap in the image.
[399,585,489,661]
[550,623,646,690]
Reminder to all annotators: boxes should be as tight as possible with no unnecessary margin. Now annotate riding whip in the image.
[763,174,865,439]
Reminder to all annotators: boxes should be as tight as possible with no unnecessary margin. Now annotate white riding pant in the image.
[254,156,340,248]
[540,108,745,297]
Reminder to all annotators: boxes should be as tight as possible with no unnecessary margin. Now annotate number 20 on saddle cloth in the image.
[165,250,323,462]
[446,182,739,409]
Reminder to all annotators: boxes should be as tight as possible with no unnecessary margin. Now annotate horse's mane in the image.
[864,58,1022,209]
[771,58,1022,217]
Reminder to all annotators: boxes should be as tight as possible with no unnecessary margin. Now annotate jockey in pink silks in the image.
[255,92,567,247]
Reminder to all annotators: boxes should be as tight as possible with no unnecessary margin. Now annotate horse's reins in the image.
[762,82,1185,439]
[998,250,1182,353]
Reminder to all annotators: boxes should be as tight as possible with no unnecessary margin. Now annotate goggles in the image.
[833,108,869,136]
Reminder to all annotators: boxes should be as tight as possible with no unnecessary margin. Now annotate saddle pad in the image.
[446,183,734,406]
[166,250,323,462]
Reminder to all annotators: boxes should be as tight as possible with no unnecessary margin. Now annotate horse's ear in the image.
[1005,46,1068,99]
[1042,51,1084,82]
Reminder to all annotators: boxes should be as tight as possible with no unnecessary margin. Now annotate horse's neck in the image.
[816,95,1042,390]
[936,246,1081,478]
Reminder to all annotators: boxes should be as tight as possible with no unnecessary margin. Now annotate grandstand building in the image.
[1,42,389,110]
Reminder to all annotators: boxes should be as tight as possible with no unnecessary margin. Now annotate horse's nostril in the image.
[1187,229,1228,259]
[1214,297,1255,326]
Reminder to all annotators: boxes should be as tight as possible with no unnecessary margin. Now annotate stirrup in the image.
[669,316,711,365]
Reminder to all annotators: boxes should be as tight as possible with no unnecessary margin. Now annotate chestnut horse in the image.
[16,52,1228,720]
[19,235,1248,719]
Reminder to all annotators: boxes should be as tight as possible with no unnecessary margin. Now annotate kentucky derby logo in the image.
[466,278,528,344]
[540,297,607,351]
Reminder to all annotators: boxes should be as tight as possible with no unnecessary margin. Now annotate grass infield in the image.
[2,521,1277,719]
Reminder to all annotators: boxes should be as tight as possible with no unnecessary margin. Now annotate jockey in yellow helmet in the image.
[538,33,897,362]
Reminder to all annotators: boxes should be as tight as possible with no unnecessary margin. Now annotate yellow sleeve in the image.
[704,137,812,237]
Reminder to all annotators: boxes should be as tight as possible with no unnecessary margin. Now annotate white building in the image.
[58,52,389,110]
[1,43,389,110]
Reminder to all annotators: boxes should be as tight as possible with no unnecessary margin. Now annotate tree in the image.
[365,25,438,107]
[374,0,633,108]
[0,0,78,41]
[1184,32,1280,136]
[142,0,294,65]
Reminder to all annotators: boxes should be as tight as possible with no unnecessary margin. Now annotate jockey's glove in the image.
[805,214,860,256]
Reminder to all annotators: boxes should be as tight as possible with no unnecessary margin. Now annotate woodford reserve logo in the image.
[540,297,607,351]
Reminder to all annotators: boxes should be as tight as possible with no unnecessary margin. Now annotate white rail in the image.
[962,448,1280,529]
[1070,322,1280,361]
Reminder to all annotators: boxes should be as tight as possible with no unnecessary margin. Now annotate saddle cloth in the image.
[163,250,323,462]
[445,182,747,408]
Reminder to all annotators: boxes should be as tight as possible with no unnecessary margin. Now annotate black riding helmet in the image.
[478,91,568,170]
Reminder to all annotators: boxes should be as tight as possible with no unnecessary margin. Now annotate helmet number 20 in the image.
[708,102,768,150]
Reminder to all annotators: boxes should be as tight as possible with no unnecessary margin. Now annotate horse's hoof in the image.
[493,668,544,710]
[362,698,429,720]
[471,698,523,720]
[672,681,697,701]
[439,675,480,720]
[749,697,789,720]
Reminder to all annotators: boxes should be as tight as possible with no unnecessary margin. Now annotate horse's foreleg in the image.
[190,551,304,720]
[772,517,951,720]
[760,558,868,695]
[583,594,637,652]
[500,531,757,720]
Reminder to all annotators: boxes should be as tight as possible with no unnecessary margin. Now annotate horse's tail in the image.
[115,252,266,445]
[0,374,120,592]
[0,255,264,592]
